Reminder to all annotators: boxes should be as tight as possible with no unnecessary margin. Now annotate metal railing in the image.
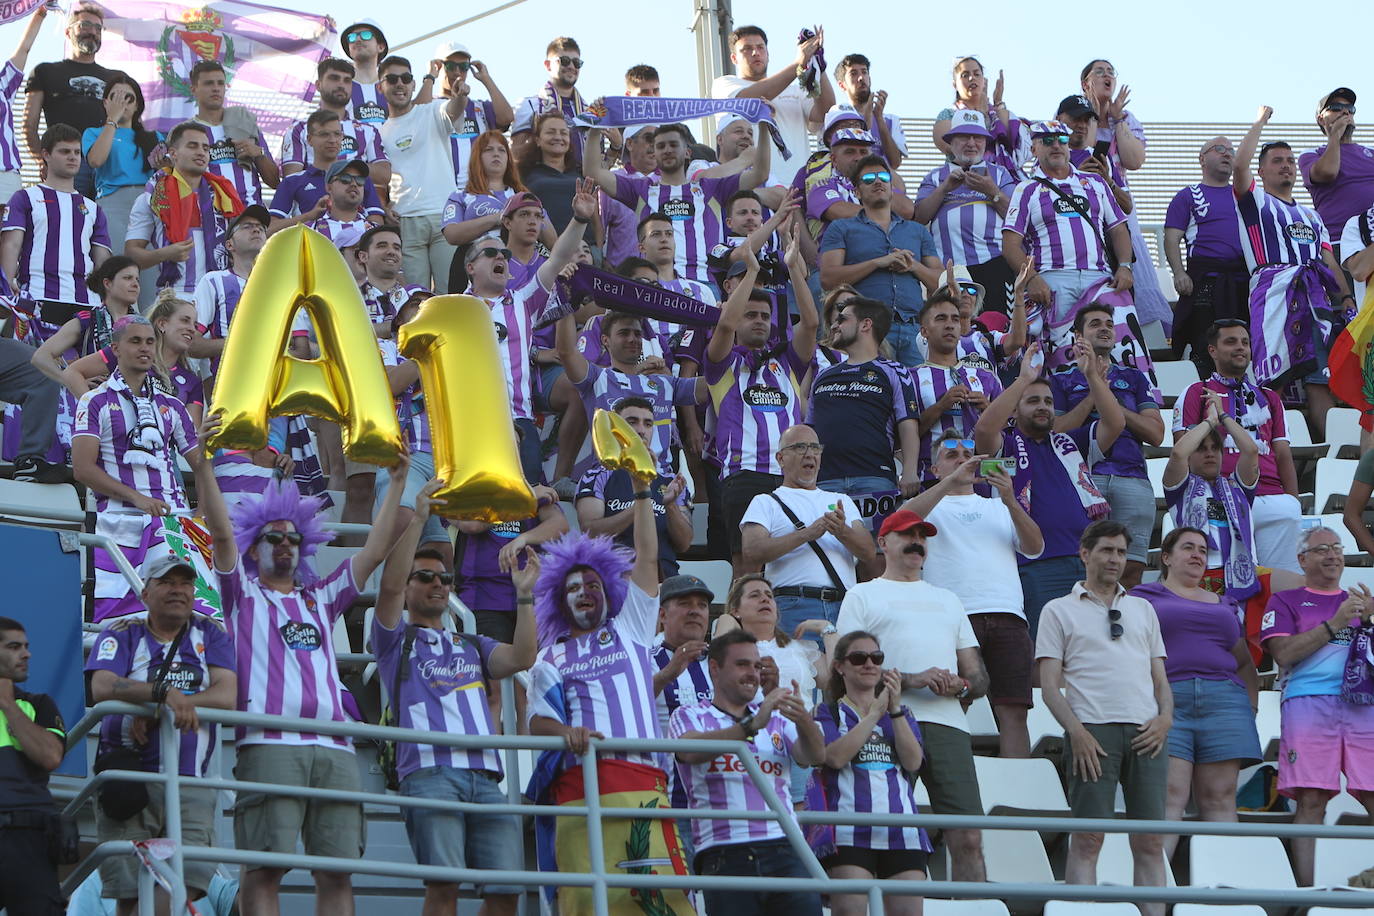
[61,700,1374,916]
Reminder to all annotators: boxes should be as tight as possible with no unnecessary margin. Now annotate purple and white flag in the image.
[91,0,334,134]
[0,0,42,27]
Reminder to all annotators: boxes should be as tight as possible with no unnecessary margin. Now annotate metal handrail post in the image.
[867,885,884,912]
[159,714,187,915]
[137,864,154,916]
[737,749,827,879]
[580,746,610,916]
[501,676,519,806]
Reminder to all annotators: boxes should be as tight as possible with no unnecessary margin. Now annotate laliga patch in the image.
[1261,610,1275,631]
[96,637,118,662]
[279,621,322,652]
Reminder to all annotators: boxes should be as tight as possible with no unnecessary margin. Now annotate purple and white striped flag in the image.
[91,0,334,134]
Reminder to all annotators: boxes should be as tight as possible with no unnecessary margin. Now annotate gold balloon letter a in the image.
[397,295,535,522]
[205,225,403,465]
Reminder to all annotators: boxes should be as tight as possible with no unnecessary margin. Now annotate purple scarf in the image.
[1172,471,1259,601]
[1342,622,1374,705]
[539,264,717,329]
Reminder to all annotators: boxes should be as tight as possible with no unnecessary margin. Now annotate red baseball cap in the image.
[878,510,938,539]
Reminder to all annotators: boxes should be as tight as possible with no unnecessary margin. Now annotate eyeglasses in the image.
[1299,543,1340,557]
[329,173,366,186]
[843,651,885,667]
[958,283,980,295]
[409,569,455,585]
[1325,102,1356,114]
[1038,135,1070,146]
[345,29,375,43]
[444,60,472,73]
[1203,144,1234,155]
[474,247,512,261]
[1089,66,1116,78]
[74,21,103,31]
[939,438,976,450]
[557,56,584,69]
[258,530,303,546]
[780,442,823,455]
[858,171,892,185]
[1108,607,1123,640]
[383,73,415,86]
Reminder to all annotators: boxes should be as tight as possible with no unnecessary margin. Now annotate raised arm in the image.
[8,6,44,77]
[974,341,1040,454]
[580,128,620,195]
[785,219,818,365]
[375,477,444,629]
[737,121,772,192]
[630,488,658,595]
[704,247,759,365]
[1233,106,1271,196]
[554,309,590,385]
[535,179,594,289]
[1163,389,1224,488]
[192,413,237,573]
[350,451,411,586]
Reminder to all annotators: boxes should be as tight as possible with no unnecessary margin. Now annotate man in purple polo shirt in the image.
[1300,88,1374,258]
[974,342,1123,636]
[915,110,1018,313]
[1164,137,1249,374]
[1052,303,1163,589]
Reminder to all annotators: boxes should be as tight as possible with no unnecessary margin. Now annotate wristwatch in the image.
[739,713,760,738]
[1118,263,1133,271]
[821,623,837,636]
[955,680,971,700]
[990,192,1003,204]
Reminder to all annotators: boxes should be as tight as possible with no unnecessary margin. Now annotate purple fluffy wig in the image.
[533,532,634,648]
[230,477,333,586]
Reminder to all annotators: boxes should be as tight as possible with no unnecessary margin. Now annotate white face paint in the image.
[256,523,300,578]
[565,570,607,631]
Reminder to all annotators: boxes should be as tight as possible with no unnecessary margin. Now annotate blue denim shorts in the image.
[399,765,524,894]
[373,449,446,544]
[1167,677,1263,765]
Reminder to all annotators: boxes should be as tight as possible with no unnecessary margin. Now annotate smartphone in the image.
[1092,139,1112,160]
[979,458,1015,477]
[875,679,885,696]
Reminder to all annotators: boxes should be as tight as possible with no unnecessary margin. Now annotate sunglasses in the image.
[1325,102,1356,114]
[1038,135,1070,146]
[939,438,976,450]
[958,283,980,295]
[383,73,415,86]
[258,530,303,546]
[329,173,366,186]
[346,29,375,43]
[858,170,892,185]
[843,651,885,667]
[444,60,472,73]
[410,569,455,585]
[557,55,584,69]
[474,247,512,261]
[1108,607,1123,640]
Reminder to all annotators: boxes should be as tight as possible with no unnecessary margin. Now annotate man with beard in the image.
[915,111,1019,313]
[268,111,385,235]
[24,2,116,197]
[186,60,279,207]
[1232,106,1353,439]
[1300,88,1374,254]
[837,510,990,883]
[268,157,379,247]
[192,422,410,916]
[281,59,389,195]
[974,341,1123,636]
[586,121,770,285]
[434,41,514,190]
[511,37,589,162]
[338,19,388,123]
[1164,137,1248,374]
[832,53,906,168]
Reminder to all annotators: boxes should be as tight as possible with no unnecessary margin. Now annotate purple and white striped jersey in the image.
[612,172,742,284]
[442,187,514,229]
[380,339,430,453]
[705,345,808,477]
[529,582,664,769]
[72,370,198,512]
[447,99,498,189]
[0,62,24,173]
[572,364,696,470]
[656,275,717,346]
[372,620,503,780]
[1004,166,1127,272]
[911,362,1003,479]
[915,161,1018,265]
[813,701,931,851]
[85,614,236,777]
[668,702,799,853]
[478,275,550,422]
[344,81,387,124]
[1235,182,1330,271]
[307,214,370,250]
[361,281,413,327]
[651,641,710,808]
[192,269,246,382]
[3,185,110,304]
[195,120,272,206]
[126,191,225,295]
[280,118,388,169]
[218,556,360,749]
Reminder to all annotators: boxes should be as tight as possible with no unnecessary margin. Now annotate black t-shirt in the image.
[521,162,581,232]
[0,688,63,811]
[26,59,119,132]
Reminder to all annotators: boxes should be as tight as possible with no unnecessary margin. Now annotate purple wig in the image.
[230,477,332,586]
[534,532,634,647]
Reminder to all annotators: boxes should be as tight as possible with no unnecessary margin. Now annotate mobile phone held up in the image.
[979,458,1015,478]
[1092,139,1112,161]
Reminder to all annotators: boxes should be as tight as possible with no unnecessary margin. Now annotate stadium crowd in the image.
[1,4,1374,915]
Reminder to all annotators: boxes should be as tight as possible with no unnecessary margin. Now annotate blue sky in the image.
[4,0,1369,131]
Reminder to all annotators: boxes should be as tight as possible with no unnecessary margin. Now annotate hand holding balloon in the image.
[592,408,658,488]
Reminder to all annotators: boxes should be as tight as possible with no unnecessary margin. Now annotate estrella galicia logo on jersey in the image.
[661,198,695,221]
[159,661,204,694]
[493,321,509,342]
[280,621,322,651]
[855,737,895,770]
[744,385,788,412]
[491,520,522,540]
[355,100,386,123]
[208,136,237,165]
[1285,223,1316,244]
[1053,195,1090,217]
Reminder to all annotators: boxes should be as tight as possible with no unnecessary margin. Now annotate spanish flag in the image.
[1329,286,1374,431]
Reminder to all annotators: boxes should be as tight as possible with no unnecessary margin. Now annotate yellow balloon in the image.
[591,408,658,488]
[397,295,536,522]
[206,225,403,465]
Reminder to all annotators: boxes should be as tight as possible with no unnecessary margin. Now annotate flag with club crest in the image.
[90,0,333,134]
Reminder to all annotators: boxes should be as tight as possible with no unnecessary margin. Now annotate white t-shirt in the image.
[836,578,978,732]
[739,486,861,589]
[923,493,1037,619]
[711,74,812,188]
[379,100,457,217]
[757,637,821,708]
[1340,210,1369,305]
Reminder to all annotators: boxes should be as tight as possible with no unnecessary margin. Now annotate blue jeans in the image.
[373,449,444,544]
[818,476,897,503]
[695,839,822,916]
[514,417,544,485]
[400,766,524,895]
[1018,554,1085,639]
[774,593,842,655]
[886,316,923,367]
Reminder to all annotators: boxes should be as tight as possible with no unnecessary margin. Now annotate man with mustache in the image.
[836,510,990,883]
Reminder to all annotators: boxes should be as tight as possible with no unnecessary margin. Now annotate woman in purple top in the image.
[1130,525,1261,857]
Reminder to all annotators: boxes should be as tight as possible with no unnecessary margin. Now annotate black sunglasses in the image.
[383,73,415,86]
[1210,318,1249,330]
[410,569,455,585]
[474,247,512,261]
[843,651,885,666]
[443,60,472,73]
[557,55,584,69]
[1108,607,1123,640]
[1325,102,1356,114]
[258,530,303,546]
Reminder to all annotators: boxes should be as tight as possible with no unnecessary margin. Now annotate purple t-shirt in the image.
[1163,182,1246,263]
[1001,424,1097,562]
[1129,581,1243,685]
[1299,143,1374,240]
[455,516,534,611]
[1050,363,1157,479]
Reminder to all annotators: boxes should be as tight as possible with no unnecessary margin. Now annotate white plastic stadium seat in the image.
[1152,360,1200,406]
[1255,690,1281,759]
[1314,836,1374,888]
[923,901,1011,916]
[1044,902,1139,916]
[1315,513,1363,562]
[1325,407,1364,458]
[677,559,733,604]
[1172,906,1268,916]
[1284,408,1329,461]
[979,829,1055,885]
[1095,831,1175,886]
[966,696,998,737]
[1314,457,1359,514]
[1147,457,1170,503]
[1188,834,1295,889]
[973,756,1069,815]
[0,479,82,527]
